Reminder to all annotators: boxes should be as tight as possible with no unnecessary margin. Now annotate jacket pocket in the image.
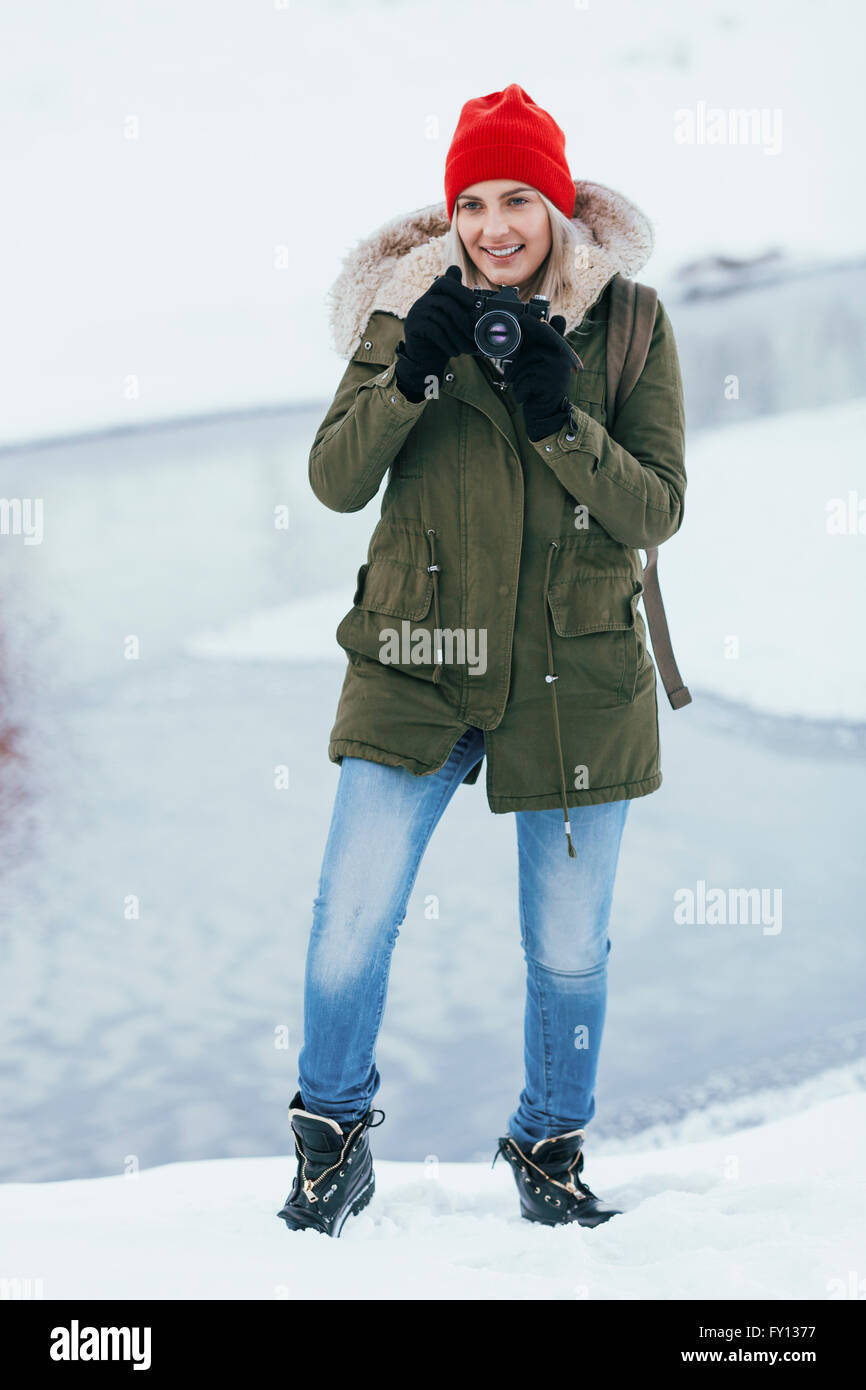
[546,572,643,704]
[354,557,433,620]
[547,573,640,636]
[336,557,436,671]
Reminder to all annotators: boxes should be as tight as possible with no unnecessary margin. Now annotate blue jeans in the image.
[297,726,630,1148]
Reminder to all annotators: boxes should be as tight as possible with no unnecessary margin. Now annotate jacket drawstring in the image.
[543,541,577,860]
[425,529,574,859]
[426,527,443,686]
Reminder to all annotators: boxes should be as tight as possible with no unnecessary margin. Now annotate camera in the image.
[471,285,550,360]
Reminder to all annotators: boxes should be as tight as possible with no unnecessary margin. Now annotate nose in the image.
[482,212,511,240]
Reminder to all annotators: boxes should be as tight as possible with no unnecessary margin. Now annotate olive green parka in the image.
[310,180,687,857]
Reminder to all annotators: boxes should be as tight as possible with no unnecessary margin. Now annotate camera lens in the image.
[475,310,521,358]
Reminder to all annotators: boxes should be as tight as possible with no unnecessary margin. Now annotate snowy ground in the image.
[2,1079,864,1299]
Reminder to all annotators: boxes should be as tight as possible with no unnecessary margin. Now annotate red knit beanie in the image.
[444,84,575,223]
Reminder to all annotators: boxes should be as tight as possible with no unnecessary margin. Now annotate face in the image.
[455,180,552,291]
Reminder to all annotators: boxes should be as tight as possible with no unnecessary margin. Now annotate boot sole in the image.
[278,1175,375,1238]
[335,1175,375,1235]
[520,1202,620,1229]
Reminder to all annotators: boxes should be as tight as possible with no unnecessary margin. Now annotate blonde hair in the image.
[442,189,591,324]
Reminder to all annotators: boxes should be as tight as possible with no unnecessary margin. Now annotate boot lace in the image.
[296,1106,385,1205]
[492,1133,596,1206]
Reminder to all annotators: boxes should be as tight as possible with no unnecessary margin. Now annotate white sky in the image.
[1,0,864,443]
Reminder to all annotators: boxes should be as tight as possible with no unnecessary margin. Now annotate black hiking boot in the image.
[493,1128,621,1228]
[276,1090,385,1238]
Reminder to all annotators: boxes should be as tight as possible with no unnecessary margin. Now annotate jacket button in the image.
[544,444,552,452]
[364,341,373,350]
[565,433,575,442]
[389,395,397,403]
[445,372,454,382]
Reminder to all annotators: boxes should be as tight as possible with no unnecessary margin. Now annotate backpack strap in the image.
[605,273,692,710]
[640,549,692,709]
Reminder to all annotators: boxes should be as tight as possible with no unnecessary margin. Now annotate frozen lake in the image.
[1,405,864,1183]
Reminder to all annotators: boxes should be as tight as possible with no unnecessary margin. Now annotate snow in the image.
[187,588,350,665]
[183,397,866,722]
[3,1082,864,1299]
[2,4,863,1279]
[2,0,865,443]
[2,405,864,1187]
[656,397,866,722]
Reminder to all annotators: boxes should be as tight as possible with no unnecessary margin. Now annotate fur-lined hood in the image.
[327,179,654,360]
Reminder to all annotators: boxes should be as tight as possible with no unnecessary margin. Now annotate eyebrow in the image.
[457,186,536,202]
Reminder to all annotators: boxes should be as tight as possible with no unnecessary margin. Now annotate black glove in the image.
[394,265,477,402]
[503,312,575,441]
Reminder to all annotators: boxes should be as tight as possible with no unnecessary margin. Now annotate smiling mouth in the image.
[482,244,525,259]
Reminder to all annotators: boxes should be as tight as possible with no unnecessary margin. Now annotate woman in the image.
[277,84,686,1238]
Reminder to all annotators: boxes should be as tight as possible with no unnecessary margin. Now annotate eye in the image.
[458,195,529,212]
